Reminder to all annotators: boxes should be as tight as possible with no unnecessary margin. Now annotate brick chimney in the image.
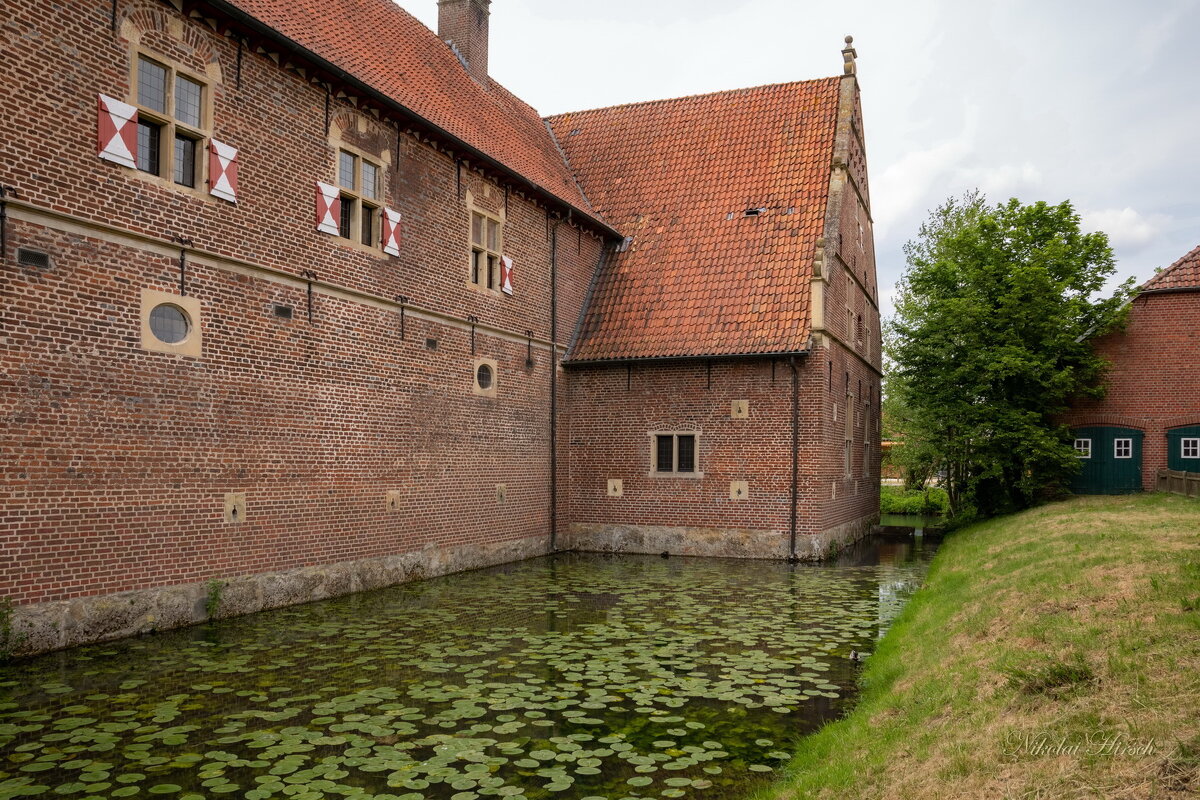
[438,0,491,82]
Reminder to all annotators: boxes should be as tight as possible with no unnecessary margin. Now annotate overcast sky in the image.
[402,0,1200,317]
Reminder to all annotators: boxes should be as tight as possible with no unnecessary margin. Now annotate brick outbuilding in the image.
[0,0,880,653]
[1062,245,1200,493]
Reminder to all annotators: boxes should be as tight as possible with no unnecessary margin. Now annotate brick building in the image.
[1062,246,1200,493]
[0,0,880,654]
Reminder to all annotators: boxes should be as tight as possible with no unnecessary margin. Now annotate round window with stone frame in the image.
[149,303,190,344]
[476,362,494,391]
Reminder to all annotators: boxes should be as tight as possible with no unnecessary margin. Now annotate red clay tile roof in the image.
[224,0,599,225]
[1142,244,1200,291]
[548,79,843,362]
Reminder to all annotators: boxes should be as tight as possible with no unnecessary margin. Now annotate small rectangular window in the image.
[137,57,168,113]
[137,119,162,174]
[656,435,675,473]
[654,433,699,474]
[361,204,376,248]
[1114,438,1132,459]
[338,151,357,191]
[1074,439,1092,459]
[1184,438,1200,459]
[361,161,378,200]
[338,195,353,239]
[174,74,203,127]
[173,133,197,187]
[676,435,696,473]
[472,212,485,246]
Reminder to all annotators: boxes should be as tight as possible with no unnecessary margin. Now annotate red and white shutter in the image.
[381,208,402,256]
[500,255,514,295]
[315,181,340,234]
[208,139,238,203]
[97,94,138,168]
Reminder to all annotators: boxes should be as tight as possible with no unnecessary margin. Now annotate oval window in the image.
[149,303,190,344]
[476,363,494,391]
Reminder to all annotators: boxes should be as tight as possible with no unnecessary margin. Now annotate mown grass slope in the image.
[779,494,1200,799]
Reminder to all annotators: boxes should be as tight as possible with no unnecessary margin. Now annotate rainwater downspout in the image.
[788,355,800,562]
[549,211,571,552]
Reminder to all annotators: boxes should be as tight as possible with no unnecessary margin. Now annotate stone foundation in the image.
[9,534,551,658]
[10,516,881,658]
[564,514,878,561]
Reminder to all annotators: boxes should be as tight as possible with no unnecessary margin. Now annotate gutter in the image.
[1135,285,1200,298]
[202,0,623,242]
[564,348,811,369]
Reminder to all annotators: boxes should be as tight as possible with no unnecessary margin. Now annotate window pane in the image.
[175,74,203,127]
[173,134,196,187]
[137,120,161,174]
[471,249,482,284]
[338,196,353,239]
[487,255,497,290]
[149,304,189,344]
[472,213,484,246]
[361,204,375,246]
[656,435,675,473]
[361,161,378,200]
[487,219,499,251]
[338,151,356,190]
[138,57,168,113]
[676,435,696,473]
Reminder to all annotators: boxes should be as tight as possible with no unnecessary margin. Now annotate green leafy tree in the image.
[887,192,1134,518]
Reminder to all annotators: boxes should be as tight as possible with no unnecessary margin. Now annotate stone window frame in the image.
[465,190,505,295]
[472,357,498,398]
[335,144,384,250]
[1183,438,1200,460]
[1074,439,1092,459]
[648,431,703,478]
[1114,438,1133,459]
[127,48,215,196]
[140,288,202,358]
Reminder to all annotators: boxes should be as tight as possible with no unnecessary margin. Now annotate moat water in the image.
[0,536,936,800]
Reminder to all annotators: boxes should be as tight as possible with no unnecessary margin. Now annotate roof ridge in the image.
[544,76,841,121]
[1142,242,1200,290]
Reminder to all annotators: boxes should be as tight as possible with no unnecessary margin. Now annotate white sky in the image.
[400,0,1200,316]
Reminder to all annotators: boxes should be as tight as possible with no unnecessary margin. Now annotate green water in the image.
[0,538,935,800]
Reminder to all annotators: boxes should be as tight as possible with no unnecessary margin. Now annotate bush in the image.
[880,485,949,515]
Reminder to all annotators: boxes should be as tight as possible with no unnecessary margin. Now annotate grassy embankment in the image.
[780,493,1200,799]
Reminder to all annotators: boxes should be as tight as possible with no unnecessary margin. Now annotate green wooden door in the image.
[1071,426,1143,494]
[1166,425,1200,472]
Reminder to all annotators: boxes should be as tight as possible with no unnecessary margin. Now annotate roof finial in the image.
[842,35,857,76]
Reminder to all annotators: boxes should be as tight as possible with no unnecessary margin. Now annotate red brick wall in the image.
[564,351,880,544]
[0,0,606,605]
[1062,291,1200,489]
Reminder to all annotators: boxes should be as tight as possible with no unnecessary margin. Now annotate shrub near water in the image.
[879,485,948,516]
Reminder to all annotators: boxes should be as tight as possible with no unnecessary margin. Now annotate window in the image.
[139,288,202,358]
[149,304,189,344]
[335,149,382,247]
[134,55,207,187]
[472,358,497,397]
[1114,439,1132,459]
[654,433,697,474]
[1184,439,1200,459]
[471,209,503,291]
[1074,439,1092,459]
